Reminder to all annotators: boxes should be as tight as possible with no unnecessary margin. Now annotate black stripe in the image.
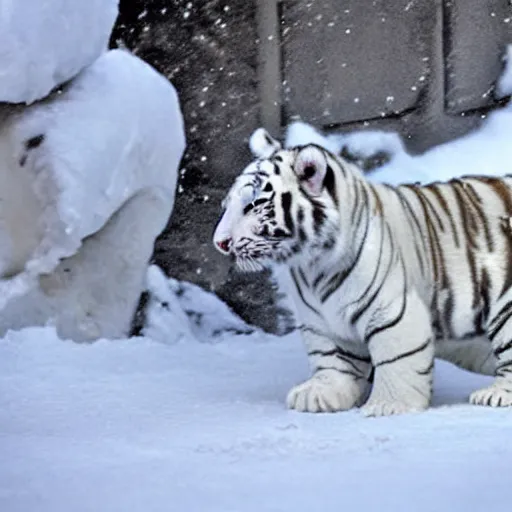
[290,269,321,317]
[495,339,512,356]
[409,187,446,286]
[352,183,368,228]
[308,349,338,357]
[425,183,460,246]
[451,180,478,248]
[417,360,435,375]
[334,346,371,363]
[393,187,428,276]
[480,177,512,298]
[365,257,408,343]
[499,226,512,299]
[312,272,326,290]
[351,180,361,223]
[369,184,384,215]
[281,192,294,235]
[297,266,309,287]
[441,289,455,338]
[375,338,432,368]
[474,266,491,333]
[25,134,45,149]
[300,326,371,362]
[323,165,338,206]
[320,195,370,303]
[461,180,493,251]
[335,353,367,374]
[421,188,446,231]
[307,349,366,374]
[310,198,326,234]
[297,206,305,224]
[488,300,512,341]
[350,220,390,324]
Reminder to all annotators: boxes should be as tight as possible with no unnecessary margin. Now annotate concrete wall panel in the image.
[281,0,438,125]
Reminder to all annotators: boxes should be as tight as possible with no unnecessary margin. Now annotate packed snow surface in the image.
[3,44,512,512]
[0,302,511,512]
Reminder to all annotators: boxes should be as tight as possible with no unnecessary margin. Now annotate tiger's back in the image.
[376,175,512,342]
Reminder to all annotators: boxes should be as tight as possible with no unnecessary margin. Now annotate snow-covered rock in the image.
[0,49,186,341]
[0,0,119,104]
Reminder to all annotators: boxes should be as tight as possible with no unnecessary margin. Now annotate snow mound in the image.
[143,265,254,344]
[0,0,119,104]
[0,49,185,339]
[1,49,185,299]
[23,49,184,265]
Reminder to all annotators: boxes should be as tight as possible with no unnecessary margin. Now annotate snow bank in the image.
[496,44,512,98]
[0,49,185,340]
[0,0,119,104]
[143,265,254,344]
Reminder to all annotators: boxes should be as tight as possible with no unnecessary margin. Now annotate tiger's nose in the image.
[216,237,232,254]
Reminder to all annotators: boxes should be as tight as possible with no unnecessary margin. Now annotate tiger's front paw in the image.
[286,369,366,413]
[360,367,431,417]
[361,399,426,417]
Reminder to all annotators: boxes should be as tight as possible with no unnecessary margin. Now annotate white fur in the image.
[216,128,512,416]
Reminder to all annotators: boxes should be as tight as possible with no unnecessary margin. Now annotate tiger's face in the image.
[213,129,341,271]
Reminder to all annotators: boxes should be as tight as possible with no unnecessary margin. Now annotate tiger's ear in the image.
[249,128,282,158]
[294,145,327,196]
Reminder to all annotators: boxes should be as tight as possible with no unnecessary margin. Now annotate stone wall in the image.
[111,0,512,333]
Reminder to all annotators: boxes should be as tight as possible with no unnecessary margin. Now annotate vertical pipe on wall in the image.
[256,0,282,135]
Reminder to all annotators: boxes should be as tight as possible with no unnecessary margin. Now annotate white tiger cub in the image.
[213,128,512,416]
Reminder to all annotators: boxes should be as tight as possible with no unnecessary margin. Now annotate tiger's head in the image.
[213,128,352,272]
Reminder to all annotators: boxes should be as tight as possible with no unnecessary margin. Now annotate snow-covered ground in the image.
[1,323,510,512]
[2,46,512,512]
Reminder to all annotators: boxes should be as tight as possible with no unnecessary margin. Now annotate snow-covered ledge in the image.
[0,0,119,104]
[0,50,186,341]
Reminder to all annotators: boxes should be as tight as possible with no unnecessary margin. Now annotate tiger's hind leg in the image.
[470,300,512,407]
[286,327,372,413]
[435,336,496,376]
